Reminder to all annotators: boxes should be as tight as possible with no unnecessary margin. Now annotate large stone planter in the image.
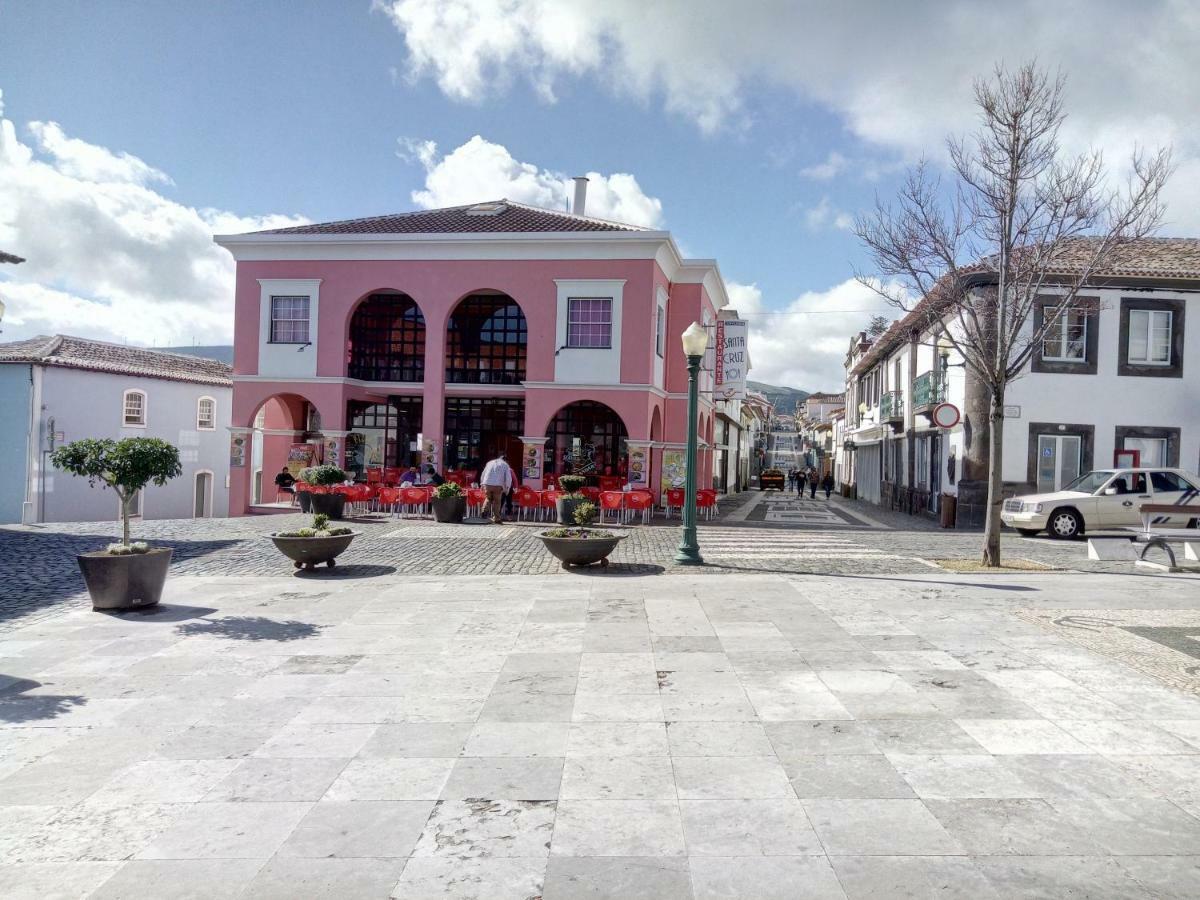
[307,492,346,519]
[537,529,626,569]
[269,532,359,570]
[77,548,173,611]
[555,495,588,525]
[297,490,313,513]
[432,495,467,523]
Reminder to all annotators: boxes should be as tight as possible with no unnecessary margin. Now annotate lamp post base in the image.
[674,546,704,565]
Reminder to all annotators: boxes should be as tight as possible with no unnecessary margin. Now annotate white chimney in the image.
[572,176,589,216]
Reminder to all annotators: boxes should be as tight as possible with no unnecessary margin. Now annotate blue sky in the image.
[1,1,1196,389]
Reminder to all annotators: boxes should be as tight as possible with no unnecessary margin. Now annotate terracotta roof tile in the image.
[247,200,650,236]
[0,335,232,386]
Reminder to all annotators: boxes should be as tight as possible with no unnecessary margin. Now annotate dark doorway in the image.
[443,397,525,475]
[545,401,629,481]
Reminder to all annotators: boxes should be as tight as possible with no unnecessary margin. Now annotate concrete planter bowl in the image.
[269,532,360,570]
[537,529,627,569]
[432,495,467,523]
[77,548,173,611]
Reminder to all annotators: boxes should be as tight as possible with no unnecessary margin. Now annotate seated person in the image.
[274,466,296,494]
[423,464,445,486]
[1110,477,1128,494]
[399,466,419,485]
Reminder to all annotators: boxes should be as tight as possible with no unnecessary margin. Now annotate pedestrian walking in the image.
[479,451,514,524]
[808,468,819,499]
[795,467,804,497]
[822,472,834,499]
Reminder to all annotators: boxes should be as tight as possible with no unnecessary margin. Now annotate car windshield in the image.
[1062,470,1117,493]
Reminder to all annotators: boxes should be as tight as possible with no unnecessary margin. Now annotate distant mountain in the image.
[159,345,234,365]
[747,380,810,411]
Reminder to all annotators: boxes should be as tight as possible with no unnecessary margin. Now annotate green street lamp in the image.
[675,321,709,565]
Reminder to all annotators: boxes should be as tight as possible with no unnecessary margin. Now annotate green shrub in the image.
[51,437,182,550]
[105,541,150,555]
[558,474,587,496]
[573,500,598,526]
[298,464,348,487]
[433,482,464,500]
[312,513,330,530]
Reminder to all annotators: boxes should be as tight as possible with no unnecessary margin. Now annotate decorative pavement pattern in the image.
[1019,609,1200,696]
[4,572,1200,897]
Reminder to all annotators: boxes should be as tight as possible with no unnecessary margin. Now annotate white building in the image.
[841,238,1200,525]
[0,335,233,524]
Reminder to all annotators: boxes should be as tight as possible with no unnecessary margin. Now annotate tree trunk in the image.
[119,490,131,548]
[980,394,1005,567]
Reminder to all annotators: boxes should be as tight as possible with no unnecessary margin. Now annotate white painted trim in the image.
[524,381,668,398]
[121,388,147,429]
[554,280,625,384]
[196,395,217,431]
[258,279,321,379]
[192,469,215,518]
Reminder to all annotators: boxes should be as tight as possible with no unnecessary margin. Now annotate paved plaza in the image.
[4,494,1200,897]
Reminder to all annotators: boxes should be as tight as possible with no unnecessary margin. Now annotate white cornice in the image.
[523,381,667,398]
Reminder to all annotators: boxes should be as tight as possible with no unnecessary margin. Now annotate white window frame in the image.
[655,303,665,358]
[122,389,147,428]
[196,396,216,430]
[1127,308,1173,366]
[269,295,311,344]
[565,296,613,349]
[1042,305,1088,362]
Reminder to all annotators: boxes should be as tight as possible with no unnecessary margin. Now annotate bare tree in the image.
[854,62,1171,566]
[865,314,891,338]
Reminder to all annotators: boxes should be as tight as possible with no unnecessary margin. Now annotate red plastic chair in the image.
[377,486,401,517]
[514,487,540,522]
[581,486,601,502]
[400,486,428,517]
[599,490,626,525]
[466,487,486,517]
[665,488,685,519]
[539,490,562,521]
[599,476,623,492]
[366,469,382,484]
[543,475,558,491]
[625,490,654,525]
[697,489,718,520]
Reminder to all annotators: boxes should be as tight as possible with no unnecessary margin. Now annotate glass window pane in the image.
[1128,310,1149,361]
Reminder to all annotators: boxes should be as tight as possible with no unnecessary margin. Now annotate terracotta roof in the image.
[850,237,1200,377]
[246,200,651,236]
[0,335,232,386]
[0,251,24,264]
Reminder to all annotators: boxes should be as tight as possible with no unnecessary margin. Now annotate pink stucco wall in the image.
[230,255,717,514]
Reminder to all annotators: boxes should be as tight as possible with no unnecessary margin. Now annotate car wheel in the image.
[1016,528,1041,537]
[1048,509,1082,539]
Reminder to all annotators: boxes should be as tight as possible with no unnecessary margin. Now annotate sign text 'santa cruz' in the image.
[715,319,748,400]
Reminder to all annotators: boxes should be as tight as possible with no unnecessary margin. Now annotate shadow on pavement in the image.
[175,616,324,642]
[101,604,219,622]
[0,679,88,723]
[565,564,667,577]
[294,564,397,579]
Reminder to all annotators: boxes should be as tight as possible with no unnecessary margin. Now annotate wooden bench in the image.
[1132,504,1200,570]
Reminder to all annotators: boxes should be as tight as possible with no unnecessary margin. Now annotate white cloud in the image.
[799,151,847,180]
[0,96,306,346]
[400,134,664,227]
[728,278,893,391]
[377,0,1200,230]
[802,197,853,232]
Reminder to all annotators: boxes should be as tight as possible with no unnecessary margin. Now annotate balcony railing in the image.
[880,390,904,423]
[912,370,945,414]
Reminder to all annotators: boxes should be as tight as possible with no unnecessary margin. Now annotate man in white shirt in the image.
[479,451,515,524]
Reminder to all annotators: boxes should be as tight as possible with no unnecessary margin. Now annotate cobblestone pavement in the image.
[3,571,1200,897]
[0,490,1186,632]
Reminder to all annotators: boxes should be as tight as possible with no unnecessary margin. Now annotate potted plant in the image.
[537,501,626,569]
[297,464,349,519]
[555,474,589,525]
[269,513,359,570]
[431,482,467,523]
[50,437,183,611]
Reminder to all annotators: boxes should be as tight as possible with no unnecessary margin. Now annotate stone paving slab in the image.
[1,571,1199,896]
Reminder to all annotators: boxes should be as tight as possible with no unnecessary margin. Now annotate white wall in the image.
[257,278,321,378]
[33,367,232,523]
[553,278,625,384]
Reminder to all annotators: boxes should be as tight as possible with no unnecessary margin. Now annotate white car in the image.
[1000,467,1200,539]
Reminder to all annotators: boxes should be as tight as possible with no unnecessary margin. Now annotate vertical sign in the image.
[715,319,748,401]
[627,443,650,487]
[661,449,687,495]
[229,433,247,468]
[323,435,341,468]
[521,441,544,483]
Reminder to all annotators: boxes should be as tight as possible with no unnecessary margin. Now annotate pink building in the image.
[215,195,731,515]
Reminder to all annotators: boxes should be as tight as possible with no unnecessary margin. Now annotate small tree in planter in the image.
[431,482,467,523]
[297,464,349,519]
[50,437,182,610]
[555,474,588,525]
[537,499,625,568]
[270,512,358,570]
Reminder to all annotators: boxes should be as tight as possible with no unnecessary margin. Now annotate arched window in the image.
[196,396,216,430]
[545,401,628,479]
[122,389,146,427]
[347,293,426,382]
[445,294,527,384]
